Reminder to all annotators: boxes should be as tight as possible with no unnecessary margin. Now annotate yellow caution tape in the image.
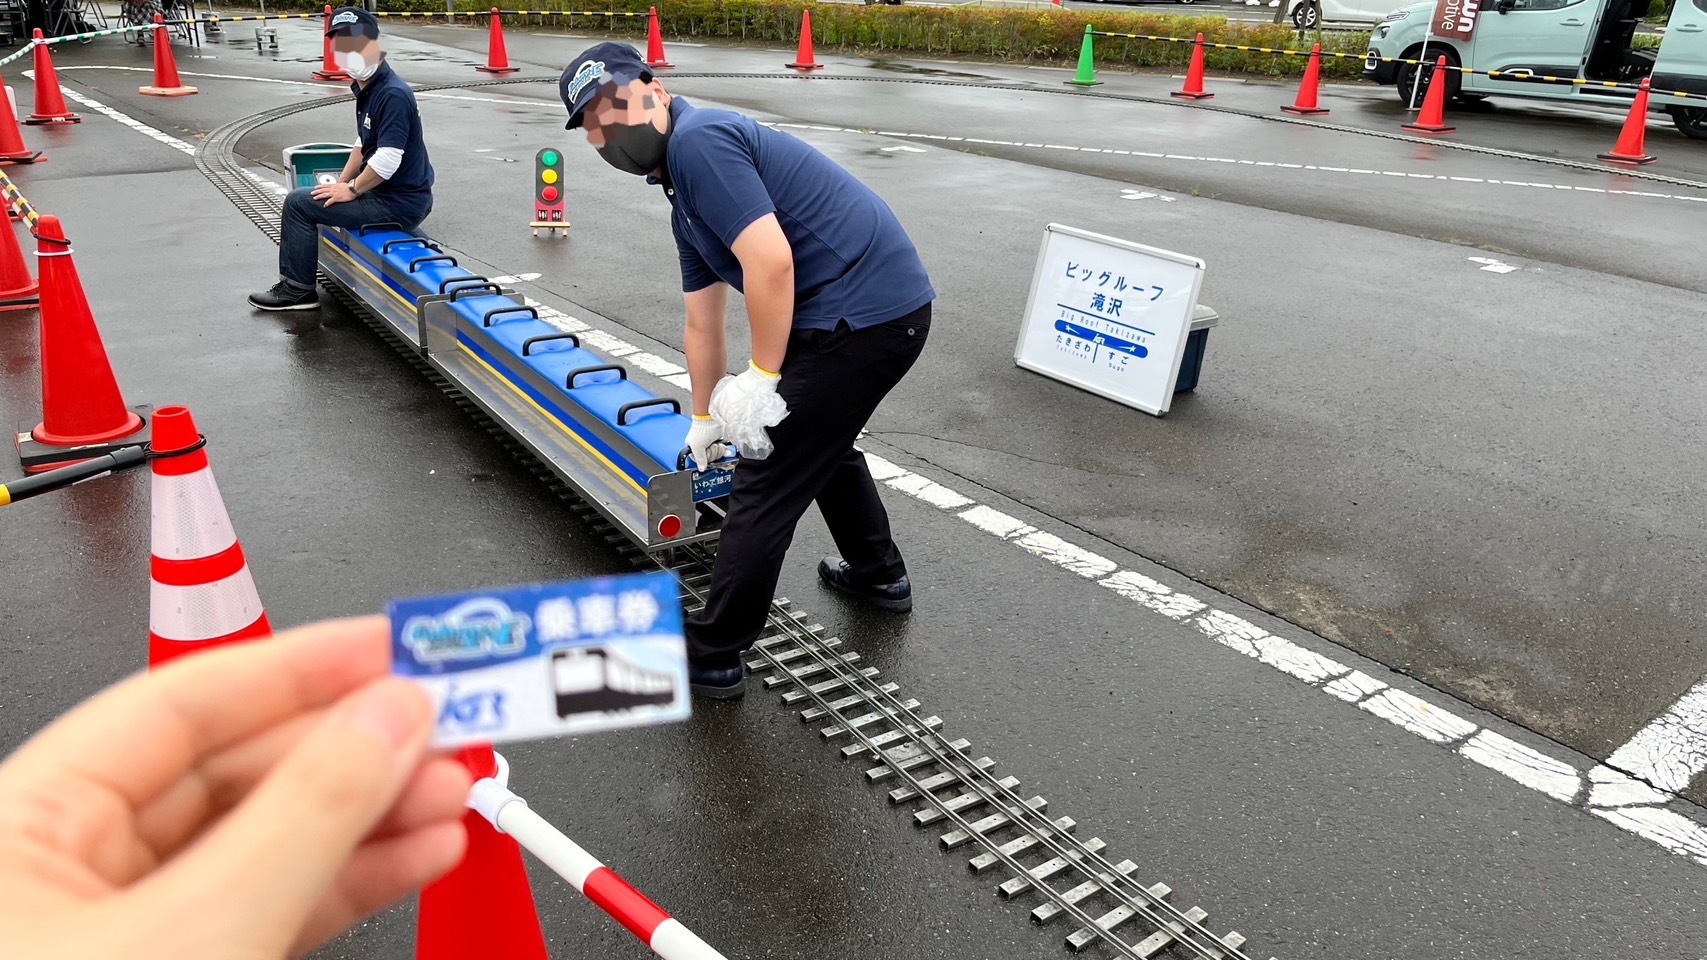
[489,9,647,15]
[0,170,40,226]
[205,12,318,22]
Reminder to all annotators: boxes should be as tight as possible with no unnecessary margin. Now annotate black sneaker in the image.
[689,662,746,700]
[818,556,913,613]
[248,282,319,311]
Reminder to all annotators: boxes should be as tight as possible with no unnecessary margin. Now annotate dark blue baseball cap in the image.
[560,42,653,130]
[325,6,379,38]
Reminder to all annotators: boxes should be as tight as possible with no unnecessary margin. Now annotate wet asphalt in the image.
[2,16,1707,959]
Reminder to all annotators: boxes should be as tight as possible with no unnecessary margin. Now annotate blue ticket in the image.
[387,570,691,748]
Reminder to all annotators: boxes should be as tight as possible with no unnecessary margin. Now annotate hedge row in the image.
[212,0,1374,78]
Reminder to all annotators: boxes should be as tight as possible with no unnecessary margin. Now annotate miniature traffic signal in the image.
[531,147,569,237]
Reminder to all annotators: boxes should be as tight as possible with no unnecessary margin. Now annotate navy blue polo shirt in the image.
[660,98,934,331]
[353,60,433,223]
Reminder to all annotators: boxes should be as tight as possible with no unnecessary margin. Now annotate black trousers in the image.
[685,302,932,668]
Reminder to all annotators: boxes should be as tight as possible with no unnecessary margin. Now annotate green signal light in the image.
[542,150,560,166]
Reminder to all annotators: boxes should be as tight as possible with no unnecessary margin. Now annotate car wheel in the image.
[1397,51,1459,106]
[1291,1,1320,28]
[1673,105,1707,140]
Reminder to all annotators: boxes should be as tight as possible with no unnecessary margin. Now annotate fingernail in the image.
[345,679,428,751]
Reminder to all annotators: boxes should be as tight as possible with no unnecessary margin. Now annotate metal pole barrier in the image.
[1410,30,1433,111]
[0,446,149,507]
[468,756,731,960]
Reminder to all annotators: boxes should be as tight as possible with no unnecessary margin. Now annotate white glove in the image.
[685,415,723,472]
[708,360,789,461]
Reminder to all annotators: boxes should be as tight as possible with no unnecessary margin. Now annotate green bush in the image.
[213,0,1372,77]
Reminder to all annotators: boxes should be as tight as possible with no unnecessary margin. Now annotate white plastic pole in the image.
[468,760,731,960]
[1412,30,1434,111]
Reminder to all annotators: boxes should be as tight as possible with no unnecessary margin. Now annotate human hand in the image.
[313,182,357,206]
[0,616,474,960]
[685,414,725,472]
[708,360,788,460]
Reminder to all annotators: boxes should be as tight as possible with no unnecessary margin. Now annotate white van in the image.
[1363,0,1707,139]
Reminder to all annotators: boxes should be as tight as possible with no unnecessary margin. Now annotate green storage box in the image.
[282,142,355,190]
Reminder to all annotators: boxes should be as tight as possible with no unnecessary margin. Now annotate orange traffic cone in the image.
[787,9,823,71]
[25,30,81,124]
[312,5,350,82]
[416,744,550,960]
[1598,77,1658,165]
[0,82,40,163]
[644,6,673,69]
[140,14,197,96]
[476,8,519,75]
[1171,33,1213,100]
[16,215,151,473]
[147,405,271,668]
[1282,43,1328,115]
[1401,56,1455,133]
[0,216,38,309]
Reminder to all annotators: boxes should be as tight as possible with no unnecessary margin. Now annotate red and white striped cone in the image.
[469,754,730,960]
[147,405,271,668]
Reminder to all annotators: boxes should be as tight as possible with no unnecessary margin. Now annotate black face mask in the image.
[596,120,669,177]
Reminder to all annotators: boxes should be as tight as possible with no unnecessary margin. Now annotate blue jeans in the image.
[278,187,426,290]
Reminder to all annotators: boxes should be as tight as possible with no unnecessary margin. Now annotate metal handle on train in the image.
[407,254,458,272]
[380,237,441,254]
[677,443,739,472]
[565,364,626,389]
[616,398,679,426]
[355,221,407,235]
[446,281,503,299]
[482,306,538,328]
[522,332,580,355]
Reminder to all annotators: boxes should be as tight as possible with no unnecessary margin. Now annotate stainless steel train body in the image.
[316,221,733,552]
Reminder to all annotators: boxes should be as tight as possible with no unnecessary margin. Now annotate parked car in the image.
[1287,0,1422,29]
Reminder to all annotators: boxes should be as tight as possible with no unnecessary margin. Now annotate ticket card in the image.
[388,571,691,748]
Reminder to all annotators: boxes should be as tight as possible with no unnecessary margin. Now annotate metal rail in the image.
[194,85,1286,960]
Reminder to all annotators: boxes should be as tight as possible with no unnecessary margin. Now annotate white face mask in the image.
[335,50,378,81]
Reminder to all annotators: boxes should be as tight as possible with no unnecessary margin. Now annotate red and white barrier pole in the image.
[469,756,729,960]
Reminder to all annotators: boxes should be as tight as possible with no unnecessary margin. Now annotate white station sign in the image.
[1014,223,1206,417]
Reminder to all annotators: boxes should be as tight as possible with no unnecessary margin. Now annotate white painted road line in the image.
[46,80,285,198]
[48,82,194,157]
[855,449,1707,868]
[1468,256,1520,273]
[1607,679,1707,793]
[762,121,1707,207]
[53,64,325,87]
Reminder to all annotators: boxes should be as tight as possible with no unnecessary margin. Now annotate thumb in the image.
[134,678,438,957]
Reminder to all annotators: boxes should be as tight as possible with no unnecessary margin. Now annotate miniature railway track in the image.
[197,93,1276,960]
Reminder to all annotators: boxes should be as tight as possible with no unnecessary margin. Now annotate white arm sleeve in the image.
[367,147,404,180]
